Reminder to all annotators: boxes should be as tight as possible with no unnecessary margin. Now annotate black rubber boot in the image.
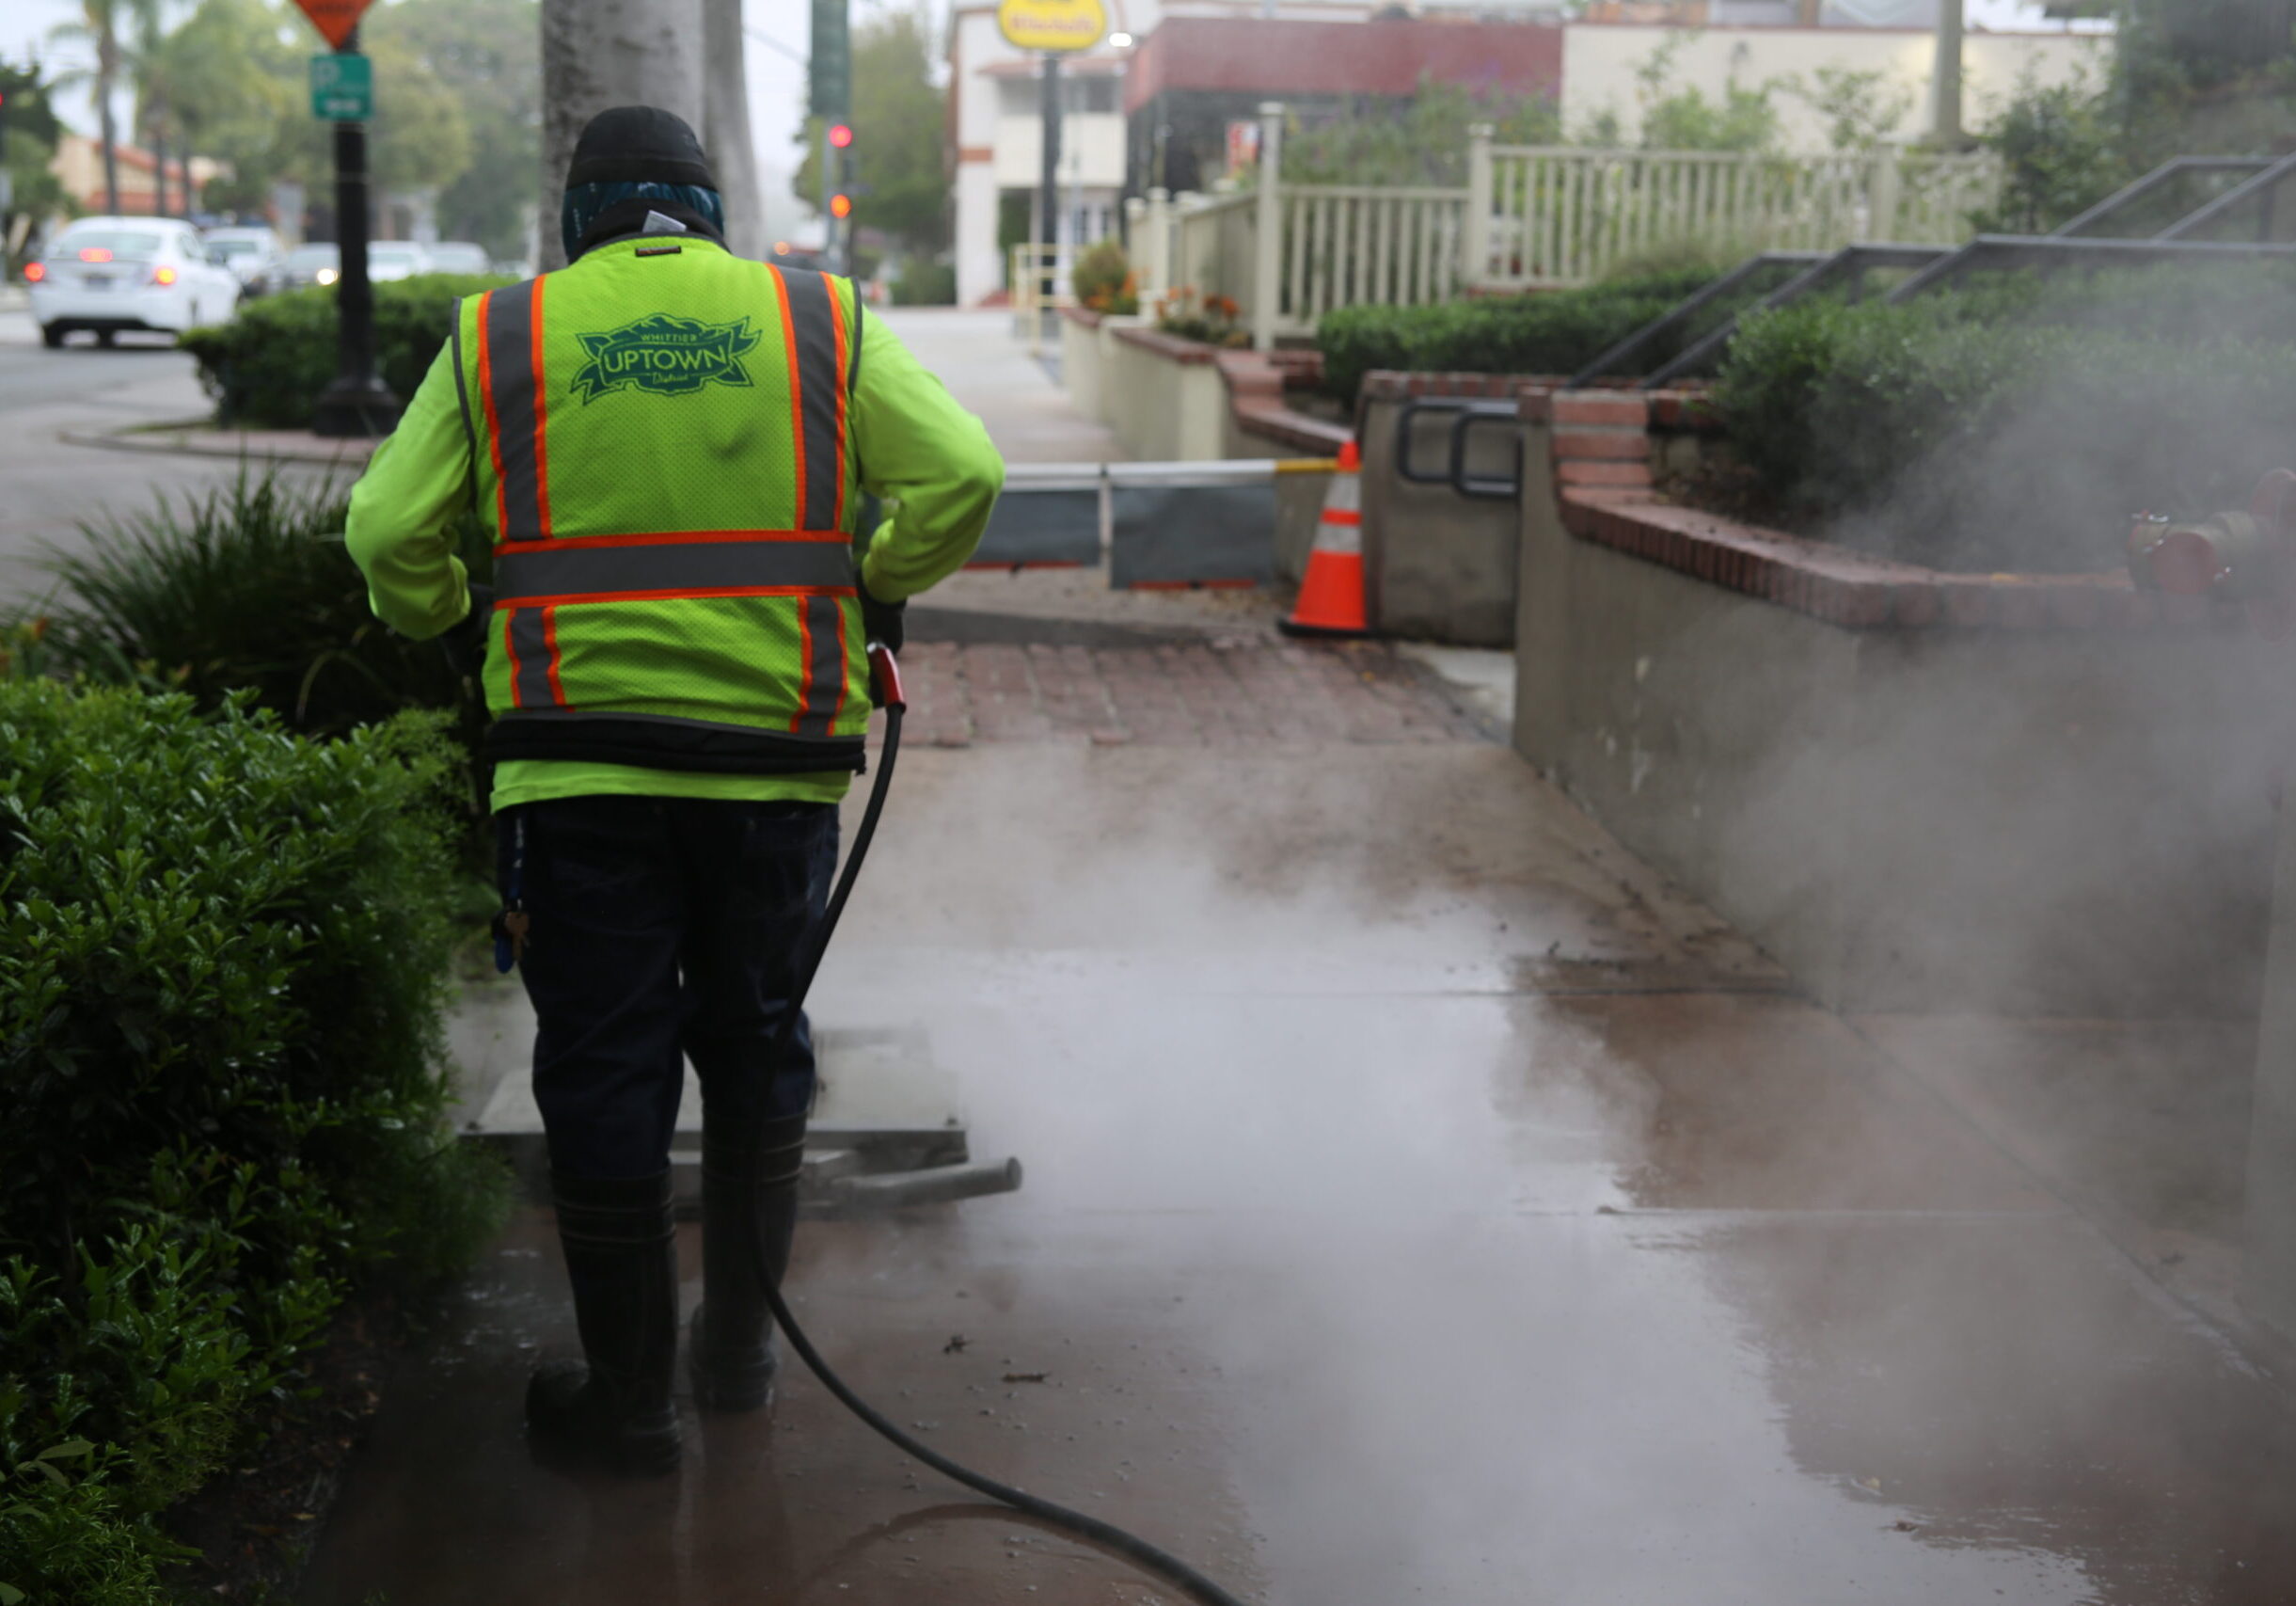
[689,1111,805,1413]
[529,1170,682,1476]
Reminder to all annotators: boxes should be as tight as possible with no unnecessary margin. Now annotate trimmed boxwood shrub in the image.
[1314,268,1715,403]
[0,680,507,1602]
[181,272,512,430]
[1710,262,2296,573]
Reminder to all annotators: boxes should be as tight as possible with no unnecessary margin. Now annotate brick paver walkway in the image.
[898,639,1493,747]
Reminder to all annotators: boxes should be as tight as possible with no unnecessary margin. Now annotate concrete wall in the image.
[1514,477,2289,1018]
[1359,394,1523,647]
[1096,329,1229,461]
[1560,23,2110,147]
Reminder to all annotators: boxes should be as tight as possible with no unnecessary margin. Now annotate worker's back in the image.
[453,236,868,773]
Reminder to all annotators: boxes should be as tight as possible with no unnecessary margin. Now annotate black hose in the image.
[751,667,1254,1606]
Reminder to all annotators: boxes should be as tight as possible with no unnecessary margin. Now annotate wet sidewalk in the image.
[302,713,2296,1605]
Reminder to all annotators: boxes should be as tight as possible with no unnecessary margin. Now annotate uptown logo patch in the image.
[571,313,761,403]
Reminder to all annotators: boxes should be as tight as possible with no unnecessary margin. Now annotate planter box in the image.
[1514,387,2289,1018]
[1358,373,1547,647]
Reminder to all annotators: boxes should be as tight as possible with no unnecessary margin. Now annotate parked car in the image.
[27,217,243,347]
[201,225,287,294]
[366,242,432,282]
[265,242,340,293]
[422,240,491,276]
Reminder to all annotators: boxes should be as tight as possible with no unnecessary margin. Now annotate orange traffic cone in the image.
[1279,439,1370,638]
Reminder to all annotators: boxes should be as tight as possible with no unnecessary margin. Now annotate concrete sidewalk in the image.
[302,642,2296,1605]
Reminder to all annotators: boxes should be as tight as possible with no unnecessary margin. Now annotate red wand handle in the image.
[867,643,907,711]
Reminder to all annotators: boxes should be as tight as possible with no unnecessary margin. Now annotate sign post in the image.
[292,0,399,437]
[996,0,1104,324]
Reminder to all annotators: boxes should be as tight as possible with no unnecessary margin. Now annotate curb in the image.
[57,421,381,468]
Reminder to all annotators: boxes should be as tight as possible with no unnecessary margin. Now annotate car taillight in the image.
[152,266,178,286]
[23,262,42,283]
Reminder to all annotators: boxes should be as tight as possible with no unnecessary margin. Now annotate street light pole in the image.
[1038,52,1062,319]
[312,27,400,437]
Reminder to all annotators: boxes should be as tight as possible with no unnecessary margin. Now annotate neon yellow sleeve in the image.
[344,341,474,642]
[849,308,1005,603]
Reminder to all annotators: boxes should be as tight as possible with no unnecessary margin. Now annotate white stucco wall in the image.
[1560,24,2111,150]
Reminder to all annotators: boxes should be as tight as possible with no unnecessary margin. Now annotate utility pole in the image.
[312,25,398,437]
[1038,52,1062,315]
[1930,0,1965,147]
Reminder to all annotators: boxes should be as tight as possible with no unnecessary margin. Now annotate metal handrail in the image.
[1639,244,1950,390]
[2050,156,2276,238]
[1565,251,1824,389]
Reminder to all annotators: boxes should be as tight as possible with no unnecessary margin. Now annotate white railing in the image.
[1277,186,1467,326]
[1474,143,2002,290]
[1117,108,2004,348]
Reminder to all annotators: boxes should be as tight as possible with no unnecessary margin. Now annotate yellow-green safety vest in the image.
[451,238,868,776]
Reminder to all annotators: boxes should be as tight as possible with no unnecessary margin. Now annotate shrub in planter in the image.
[181,271,511,430]
[11,471,494,852]
[0,683,506,1602]
[1070,240,1138,315]
[1711,266,2296,572]
[1315,268,1714,403]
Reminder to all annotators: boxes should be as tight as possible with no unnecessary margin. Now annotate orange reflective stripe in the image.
[543,604,567,708]
[501,602,523,710]
[494,584,856,609]
[529,276,553,539]
[829,279,849,528]
[474,291,511,535]
[768,265,807,530]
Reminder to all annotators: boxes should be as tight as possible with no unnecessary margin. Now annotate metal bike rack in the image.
[1395,398,1523,501]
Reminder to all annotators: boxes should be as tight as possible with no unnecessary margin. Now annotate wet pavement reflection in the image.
[303,746,2296,1605]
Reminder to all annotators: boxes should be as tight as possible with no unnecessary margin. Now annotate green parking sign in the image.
[309,52,372,120]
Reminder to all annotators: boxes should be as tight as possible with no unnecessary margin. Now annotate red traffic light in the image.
[829,194,853,219]
[828,123,853,149]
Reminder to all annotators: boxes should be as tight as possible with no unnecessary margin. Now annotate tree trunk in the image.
[98,61,120,215]
[702,0,762,260]
[152,123,169,217]
[539,0,707,271]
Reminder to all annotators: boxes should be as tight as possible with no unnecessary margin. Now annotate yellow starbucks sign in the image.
[997,0,1106,53]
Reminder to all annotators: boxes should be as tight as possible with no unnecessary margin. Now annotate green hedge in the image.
[0,679,506,1602]
[16,472,495,856]
[1711,262,2296,573]
[181,272,513,431]
[1314,269,1715,403]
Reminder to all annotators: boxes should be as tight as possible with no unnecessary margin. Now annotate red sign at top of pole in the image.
[291,0,377,50]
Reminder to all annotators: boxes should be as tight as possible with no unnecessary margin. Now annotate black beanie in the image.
[566,105,717,190]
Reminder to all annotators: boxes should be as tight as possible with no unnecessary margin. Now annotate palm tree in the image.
[49,0,160,215]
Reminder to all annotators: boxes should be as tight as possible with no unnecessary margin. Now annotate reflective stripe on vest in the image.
[492,530,856,605]
[478,279,551,544]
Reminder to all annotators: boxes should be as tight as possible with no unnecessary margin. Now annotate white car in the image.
[202,225,288,294]
[367,242,432,282]
[29,217,242,347]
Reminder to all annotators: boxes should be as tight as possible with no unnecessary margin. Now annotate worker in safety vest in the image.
[345,106,1003,1476]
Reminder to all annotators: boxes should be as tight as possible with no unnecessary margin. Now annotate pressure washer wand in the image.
[750,643,1252,1606]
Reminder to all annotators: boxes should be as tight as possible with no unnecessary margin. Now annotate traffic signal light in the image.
[829,193,853,220]
[809,0,849,120]
[828,122,852,150]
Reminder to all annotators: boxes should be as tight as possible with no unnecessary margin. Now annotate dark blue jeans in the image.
[501,795,840,1179]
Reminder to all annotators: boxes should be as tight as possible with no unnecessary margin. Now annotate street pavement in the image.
[0,309,338,607]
